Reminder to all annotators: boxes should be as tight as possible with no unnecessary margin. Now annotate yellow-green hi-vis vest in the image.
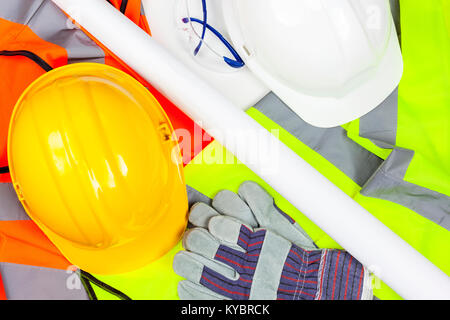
[93,0,449,300]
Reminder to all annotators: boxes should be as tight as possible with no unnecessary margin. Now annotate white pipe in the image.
[52,0,450,299]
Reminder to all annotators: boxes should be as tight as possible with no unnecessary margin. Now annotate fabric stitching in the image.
[291,246,307,300]
[315,249,327,300]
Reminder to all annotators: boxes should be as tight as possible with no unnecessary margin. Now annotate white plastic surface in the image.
[52,0,450,299]
[222,0,404,127]
[142,0,269,110]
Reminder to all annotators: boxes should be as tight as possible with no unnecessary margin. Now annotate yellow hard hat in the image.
[7,63,188,275]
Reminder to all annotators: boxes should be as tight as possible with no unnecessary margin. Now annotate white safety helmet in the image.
[223,0,403,127]
[142,0,269,109]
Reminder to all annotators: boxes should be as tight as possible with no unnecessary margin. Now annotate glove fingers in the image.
[212,190,258,227]
[286,221,317,249]
[238,181,316,249]
[173,251,245,299]
[173,251,238,284]
[183,228,220,259]
[178,280,229,300]
[237,181,276,225]
[189,202,221,228]
[208,215,250,248]
[184,227,249,271]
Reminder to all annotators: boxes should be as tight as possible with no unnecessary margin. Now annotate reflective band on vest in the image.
[254,93,384,187]
[362,149,450,229]
[0,183,88,299]
[255,92,450,231]
[0,263,87,300]
[359,88,398,148]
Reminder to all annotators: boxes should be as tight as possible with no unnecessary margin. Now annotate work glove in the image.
[173,181,373,300]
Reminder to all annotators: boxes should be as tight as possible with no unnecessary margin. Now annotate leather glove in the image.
[173,181,373,300]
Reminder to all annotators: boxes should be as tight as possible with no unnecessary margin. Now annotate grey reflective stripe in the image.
[0,0,44,24]
[0,0,105,64]
[389,0,401,38]
[254,93,383,187]
[253,93,449,229]
[186,185,212,207]
[358,88,450,228]
[141,0,146,16]
[359,88,398,148]
[0,262,88,300]
[0,183,30,221]
[0,183,87,300]
[361,148,450,230]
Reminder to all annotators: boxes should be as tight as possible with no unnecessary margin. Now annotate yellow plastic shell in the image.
[7,63,188,275]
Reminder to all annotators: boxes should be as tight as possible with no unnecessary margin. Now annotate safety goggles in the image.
[175,0,244,71]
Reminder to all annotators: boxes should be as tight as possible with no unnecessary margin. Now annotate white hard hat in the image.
[222,0,403,127]
[142,0,269,110]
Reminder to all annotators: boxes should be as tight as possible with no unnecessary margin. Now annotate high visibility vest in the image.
[0,0,448,300]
